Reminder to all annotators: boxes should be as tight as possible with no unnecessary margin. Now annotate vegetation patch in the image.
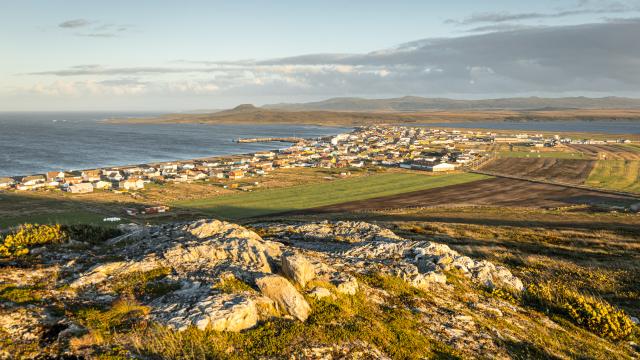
[524,282,635,341]
[0,223,67,257]
[75,299,150,337]
[109,267,177,299]
[586,160,640,193]
[212,275,255,294]
[62,224,122,245]
[0,284,43,304]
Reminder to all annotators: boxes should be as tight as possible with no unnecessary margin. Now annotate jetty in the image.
[235,137,304,143]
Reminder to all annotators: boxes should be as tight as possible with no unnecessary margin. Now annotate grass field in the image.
[498,151,589,159]
[174,172,489,219]
[586,160,640,193]
[0,211,107,229]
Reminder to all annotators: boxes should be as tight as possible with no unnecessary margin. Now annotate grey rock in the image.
[282,253,316,288]
[256,275,311,321]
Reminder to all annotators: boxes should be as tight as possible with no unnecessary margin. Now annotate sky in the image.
[1,0,640,111]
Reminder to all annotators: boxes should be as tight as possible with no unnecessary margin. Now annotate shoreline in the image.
[2,122,639,181]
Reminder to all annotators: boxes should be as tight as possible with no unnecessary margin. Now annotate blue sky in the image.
[2,0,640,111]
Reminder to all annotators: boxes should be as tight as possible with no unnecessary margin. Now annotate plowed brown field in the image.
[567,144,640,160]
[480,158,595,184]
[303,177,637,213]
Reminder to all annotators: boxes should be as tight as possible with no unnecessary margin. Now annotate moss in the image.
[213,275,255,294]
[75,299,150,336]
[0,284,43,304]
[110,267,178,299]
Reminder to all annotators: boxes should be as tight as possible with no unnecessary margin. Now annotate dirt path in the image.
[302,177,638,213]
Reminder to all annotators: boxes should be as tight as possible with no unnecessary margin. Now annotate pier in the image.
[235,137,305,143]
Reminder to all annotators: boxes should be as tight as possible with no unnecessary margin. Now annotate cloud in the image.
[58,19,90,28]
[21,19,640,99]
[57,19,133,37]
[446,1,640,26]
[462,23,542,33]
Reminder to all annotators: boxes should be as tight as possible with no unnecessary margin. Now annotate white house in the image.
[429,163,456,172]
[67,183,94,194]
[0,177,15,189]
[93,180,112,190]
[118,179,145,191]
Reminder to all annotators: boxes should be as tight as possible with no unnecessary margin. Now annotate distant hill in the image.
[263,96,640,112]
[108,104,640,127]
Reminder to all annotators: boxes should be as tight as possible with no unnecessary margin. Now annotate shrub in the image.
[62,224,122,245]
[0,224,67,257]
[525,282,634,341]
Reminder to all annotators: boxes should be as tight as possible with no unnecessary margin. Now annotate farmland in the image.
[586,160,640,193]
[497,151,589,159]
[303,177,637,214]
[481,158,596,185]
[174,172,489,219]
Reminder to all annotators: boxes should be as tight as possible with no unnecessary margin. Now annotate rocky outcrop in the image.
[0,218,526,358]
[256,220,403,243]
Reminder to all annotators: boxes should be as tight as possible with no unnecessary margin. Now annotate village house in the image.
[227,170,244,180]
[67,182,94,194]
[63,172,84,185]
[118,178,145,191]
[46,171,65,182]
[82,170,102,182]
[93,180,112,190]
[106,171,124,182]
[21,175,45,186]
[428,163,457,172]
[0,177,15,189]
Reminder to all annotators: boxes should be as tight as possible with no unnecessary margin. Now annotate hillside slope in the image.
[264,96,640,112]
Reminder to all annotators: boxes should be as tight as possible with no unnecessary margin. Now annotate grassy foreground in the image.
[586,160,640,193]
[174,172,489,219]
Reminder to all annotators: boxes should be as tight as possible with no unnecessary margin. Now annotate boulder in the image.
[308,287,333,299]
[335,277,359,295]
[256,275,310,321]
[282,253,316,288]
[151,291,258,332]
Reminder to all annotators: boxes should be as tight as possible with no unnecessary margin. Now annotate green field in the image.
[0,211,107,229]
[498,151,589,159]
[175,172,489,219]
[586,160,640,193]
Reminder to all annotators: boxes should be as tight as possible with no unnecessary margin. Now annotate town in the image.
[0,125,634,196]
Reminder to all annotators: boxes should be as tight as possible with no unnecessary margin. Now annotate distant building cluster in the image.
[0,125,633,193]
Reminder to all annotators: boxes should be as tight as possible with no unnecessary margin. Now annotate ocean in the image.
[0,112,349,178]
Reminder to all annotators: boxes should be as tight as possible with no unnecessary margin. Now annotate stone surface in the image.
[308,287,333,299]
[256,275,311,321]
[149,285,258,332]
[282,253,316,288]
